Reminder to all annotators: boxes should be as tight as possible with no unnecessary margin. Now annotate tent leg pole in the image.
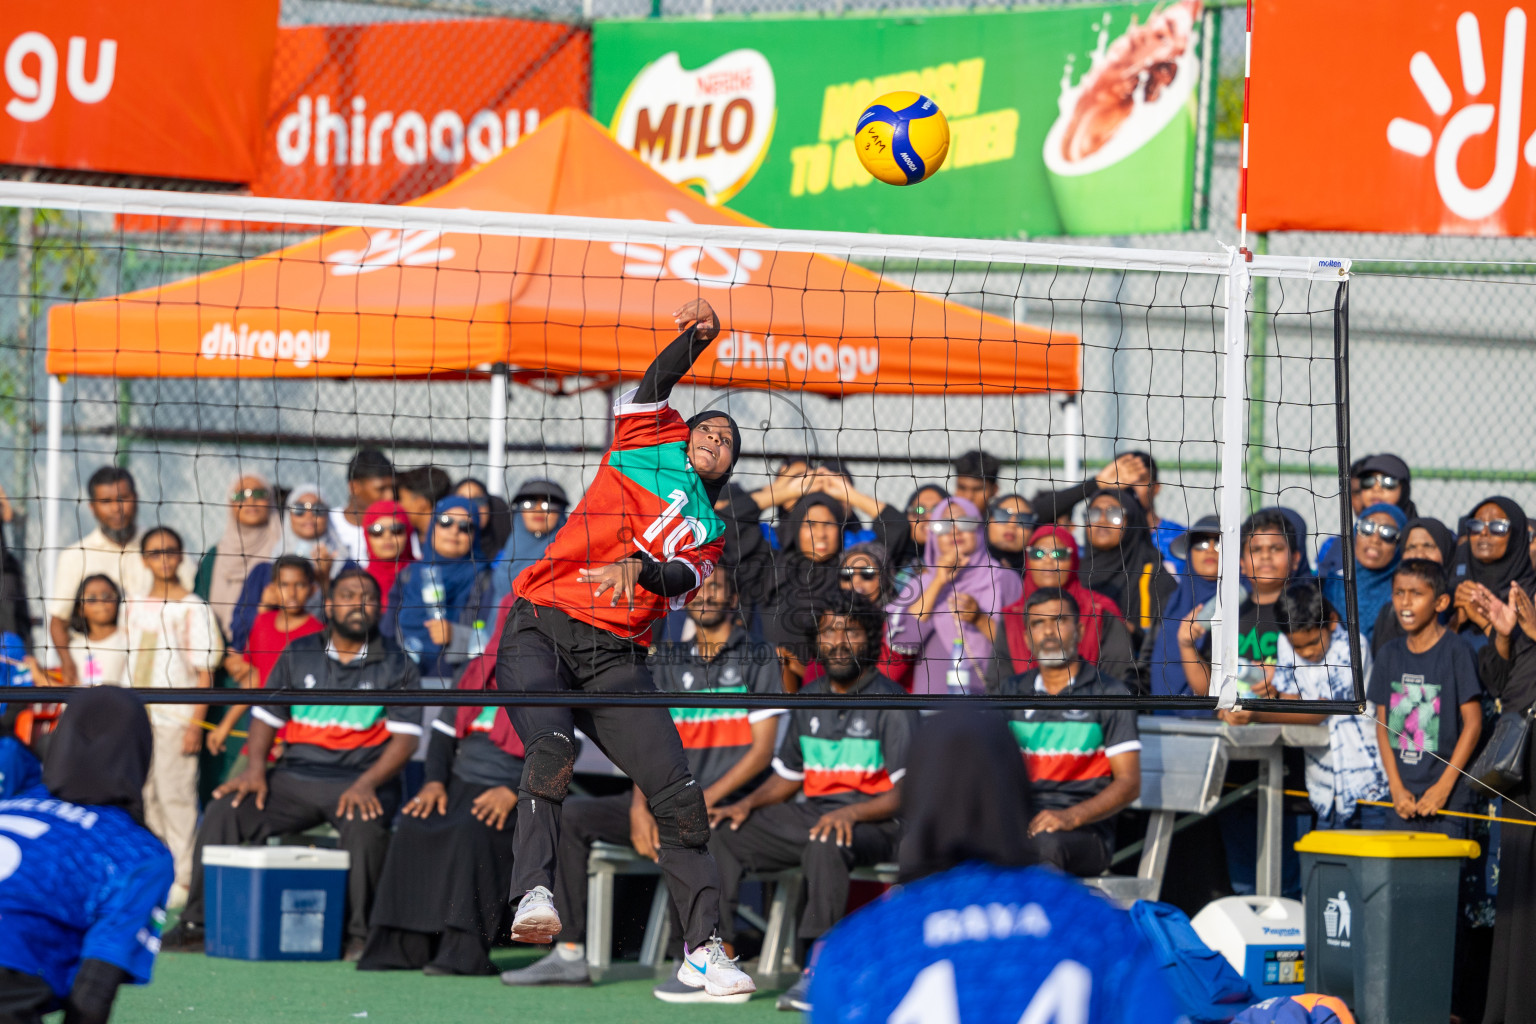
[1061,393,1082,484]
[42,375,64,664]
[487,364,508,498]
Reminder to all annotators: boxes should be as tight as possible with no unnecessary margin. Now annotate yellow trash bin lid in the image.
[1294,829,1479,859]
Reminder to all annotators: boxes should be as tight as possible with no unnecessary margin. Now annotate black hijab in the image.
[43,687,153,824]
[898,711,1036,883]
[764,494,849,661]
[686,409,742,504]
[1404,516,1457,565]
[1080,488,1161,611]
[1452,496,1536,595]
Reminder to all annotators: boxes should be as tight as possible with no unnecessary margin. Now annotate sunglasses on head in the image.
[368,522,408,537]
[1027,547,1072,561]
[1468,518,1512,537]
[288,501,327,517]
[928,519,981,536]
[840,565,881,580]
[1087,507,1126,527]
[989,507,1037,526]
[435,515,476,535]
[519,499,562,512]
[230,487,270,503]
[1358,473,1401,491]
[1355,519,1400,543]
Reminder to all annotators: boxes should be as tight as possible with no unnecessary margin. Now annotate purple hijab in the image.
[887,497,1022,695]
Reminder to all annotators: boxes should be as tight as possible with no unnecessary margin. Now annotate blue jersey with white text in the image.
[0,737,41,798]
[809,862,1181,1024]
[0,786,173,999]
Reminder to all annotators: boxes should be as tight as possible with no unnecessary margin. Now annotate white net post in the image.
[1214,247,1251,712]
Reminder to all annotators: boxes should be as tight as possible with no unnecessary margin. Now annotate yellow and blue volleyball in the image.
[854,91,950,186]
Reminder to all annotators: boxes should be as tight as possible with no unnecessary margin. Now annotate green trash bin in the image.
[1295,829,1479,1024]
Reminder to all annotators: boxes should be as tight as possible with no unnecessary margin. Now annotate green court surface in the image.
[112,948,790,1024]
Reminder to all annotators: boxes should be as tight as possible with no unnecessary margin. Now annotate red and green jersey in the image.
[251,633,424,779]
[515,389,726,641]
[652,631,784,794]
[772,672,917,807]
[1000,666,1140,841]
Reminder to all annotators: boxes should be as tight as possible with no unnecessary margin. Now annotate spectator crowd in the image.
[0,443,1534,1021]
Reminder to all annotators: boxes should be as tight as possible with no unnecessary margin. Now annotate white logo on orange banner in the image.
[610,49,776,204]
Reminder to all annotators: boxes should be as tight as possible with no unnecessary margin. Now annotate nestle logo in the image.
[695,69,752,95]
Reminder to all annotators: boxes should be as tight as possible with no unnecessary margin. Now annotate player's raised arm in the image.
[630,299,722,408]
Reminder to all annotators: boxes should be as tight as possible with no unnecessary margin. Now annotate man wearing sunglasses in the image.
[496,300,755,999]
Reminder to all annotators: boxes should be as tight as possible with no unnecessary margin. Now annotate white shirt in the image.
[48,527,196,622]
[329,508,369,566]
[67,628,130,688]
[123,594,224,726]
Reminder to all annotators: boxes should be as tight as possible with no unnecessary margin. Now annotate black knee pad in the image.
[521,732,576,802]
[650,777,710,850]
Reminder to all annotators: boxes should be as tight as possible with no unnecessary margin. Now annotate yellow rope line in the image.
[1281,788,1535,827]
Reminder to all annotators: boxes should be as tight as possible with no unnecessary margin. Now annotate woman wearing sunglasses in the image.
[1451,497,1536,638]
[363,501,416,613]
[988,524,1136,693]
[886,497,1022,696]
[1080,490,1174,686]
[984,495,1036,571]
[382,497,494,684]
[1321,502,1406,645]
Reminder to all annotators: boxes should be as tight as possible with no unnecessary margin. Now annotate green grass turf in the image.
[111,947,790,1024]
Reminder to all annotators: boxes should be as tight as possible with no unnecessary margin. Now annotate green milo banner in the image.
[592,1,1207,238]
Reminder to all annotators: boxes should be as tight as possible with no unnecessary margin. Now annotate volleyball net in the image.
[0,176,1353,713]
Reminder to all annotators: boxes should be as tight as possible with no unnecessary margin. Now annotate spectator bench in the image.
[584,840,897,985]
[1082,729,1226,903]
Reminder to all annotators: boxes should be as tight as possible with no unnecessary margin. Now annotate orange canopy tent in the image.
[45,110,1079,396]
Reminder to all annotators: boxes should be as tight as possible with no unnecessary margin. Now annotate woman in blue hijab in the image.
[384,496,493,681]
[1322,502,1406,644]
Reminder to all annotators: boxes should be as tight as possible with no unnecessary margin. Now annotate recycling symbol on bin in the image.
[1324,891,1352,941]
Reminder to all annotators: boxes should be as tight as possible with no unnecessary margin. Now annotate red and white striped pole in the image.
[1238,0,1254,259]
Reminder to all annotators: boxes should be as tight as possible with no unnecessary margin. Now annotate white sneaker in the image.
[676,936,757,998]
[510,886,562,943]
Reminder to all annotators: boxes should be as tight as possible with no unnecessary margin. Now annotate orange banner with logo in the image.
[1248,0,1536,235]
[254,20,589,205]
[1,0,278,182]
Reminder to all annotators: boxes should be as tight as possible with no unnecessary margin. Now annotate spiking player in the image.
[494,298,755,999]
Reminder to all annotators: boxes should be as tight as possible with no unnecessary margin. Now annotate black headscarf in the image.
[43,687,153,824]
[763,494,849,663]
[1357,453,1419,520]
[685,409,742,503]
[1404,516,1457,565]
[1080,488,1162,612]
[1452,496,1536,595]
[898,711,1036,883]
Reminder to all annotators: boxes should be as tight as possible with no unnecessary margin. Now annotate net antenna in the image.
[0,172,1351,714]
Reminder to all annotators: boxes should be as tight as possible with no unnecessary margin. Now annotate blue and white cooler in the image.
[1191,895,1306,999]
[202,846,351,960]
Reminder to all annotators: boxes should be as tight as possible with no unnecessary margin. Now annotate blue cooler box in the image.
[203,846,351,961]
[1191,895,1306,999]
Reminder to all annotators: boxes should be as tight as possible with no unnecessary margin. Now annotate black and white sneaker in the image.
[776,969,813,1012]
[653,974,750,1004]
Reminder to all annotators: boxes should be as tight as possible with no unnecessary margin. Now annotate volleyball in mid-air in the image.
[854,91,951,186]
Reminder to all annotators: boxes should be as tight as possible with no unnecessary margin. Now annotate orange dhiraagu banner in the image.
[1,0,278,182]
[255,20,590,205]
[1248,0,1536,235]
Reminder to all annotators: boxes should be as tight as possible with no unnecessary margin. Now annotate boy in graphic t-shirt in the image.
[1367,558,1483,838]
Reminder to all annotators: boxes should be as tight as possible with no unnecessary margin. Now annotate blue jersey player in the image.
[808,712,1179,1024]
[0,687,173,1024]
